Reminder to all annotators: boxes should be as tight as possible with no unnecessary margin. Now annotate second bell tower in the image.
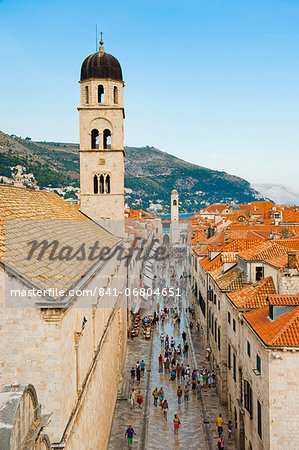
[78,37,125,235]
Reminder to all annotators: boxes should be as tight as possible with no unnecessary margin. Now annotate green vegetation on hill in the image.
[0,131,260,210]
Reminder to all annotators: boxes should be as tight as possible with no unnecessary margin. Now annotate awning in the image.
[144,268,154,279]
[143,275,153,288]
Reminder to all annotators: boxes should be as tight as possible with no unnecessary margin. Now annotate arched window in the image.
[103,129,111,149]
[105,174,110,193]
[91,129,99,149]
[85,86,89,104]
[93,175,98,194]
[173,199,177,205]
[113,86,118,104]
[98,85,104,103]
[99,174,104,193]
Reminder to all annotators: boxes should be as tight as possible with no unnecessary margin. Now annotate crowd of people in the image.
[123,259,233,449]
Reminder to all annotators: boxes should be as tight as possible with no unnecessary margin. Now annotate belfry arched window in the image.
[93,173,111,194]
[113,86,118,104]
[98,84,104,103]
[103,129,111,149]
[99,174,104,193]
[105,174,110,193]
[93,175,98,194]
[91,129,99,149]
[173,199,177,205]
[85,86,89,104]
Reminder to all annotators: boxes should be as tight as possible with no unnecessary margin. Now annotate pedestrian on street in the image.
[131,367,135,384]
[184,384,189,404]
[181,364,185,380]
[160,333,164,345]
[177,385,183,404]
[173,414,180,435]
[158,354,163,372]
[185,342,189,357]
[158,387,164,406]
[141,360,145,377]
[206,347,211,361]
[164,358,170,374]
[216,414,224,437]
[136,391,144,409]
[162,399,169,420]
[217,434,224,449]
[182,330,186,342]
[130,389,136,409]
[152,387,159,406]
[176,362,181,380]
[136,364,141,385]
[125,425,135,449]
[170,368,176,381]
[227,421,232,440]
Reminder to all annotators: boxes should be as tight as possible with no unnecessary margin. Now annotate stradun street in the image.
[109,248,237,450]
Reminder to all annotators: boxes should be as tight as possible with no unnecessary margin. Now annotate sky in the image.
[1,0,299,191]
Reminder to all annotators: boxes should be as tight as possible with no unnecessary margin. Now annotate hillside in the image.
[0,131,261,212]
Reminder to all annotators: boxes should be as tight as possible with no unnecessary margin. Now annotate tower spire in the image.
[99,32,105,53]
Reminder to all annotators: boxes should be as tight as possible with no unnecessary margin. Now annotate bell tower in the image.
[170,189,179,245]
[78,36,125,236]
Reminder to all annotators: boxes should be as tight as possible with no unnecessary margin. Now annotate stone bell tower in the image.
[78,35,125,236]
[170,189,179,245]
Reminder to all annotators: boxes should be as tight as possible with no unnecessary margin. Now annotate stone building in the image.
[0,40,153,449]
[0,384,51,449]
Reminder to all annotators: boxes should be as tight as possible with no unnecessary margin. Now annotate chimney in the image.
[287,250,297,270]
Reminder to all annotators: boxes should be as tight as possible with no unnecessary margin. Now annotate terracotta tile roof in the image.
[227,277,276,309]
[265,251,299,271]
[199,254,223,272]
[225,239,264,252]
[238,241,288,261]
[0,185,121,302]
[251,201,275,215]
[276,239,299,250]
[210,265,244,291]
[281,210,299,223]
[201,204,229,213]
[267,294,299,306]
[243,305,299,347]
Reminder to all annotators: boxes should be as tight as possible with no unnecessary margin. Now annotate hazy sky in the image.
[1,0,299,190]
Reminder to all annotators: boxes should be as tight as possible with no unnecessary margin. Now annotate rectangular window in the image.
[244,380,253,418]
[247,341,251,357]
[214,320,217,342]
[228,311,231,324]
[255,266,263,281]
[208,310,211,328]
[218,327,221,351]
[212,314,214,334]
[228,344,231,369]
[256,354,261,374]
[233,353,236,382]
[218,299,220,310]
[214,294,216,305]
[233,318,236,332]
[257,400,262,438]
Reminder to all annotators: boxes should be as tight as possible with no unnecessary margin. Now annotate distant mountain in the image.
[0,131,261,212]
[253,183,299,205]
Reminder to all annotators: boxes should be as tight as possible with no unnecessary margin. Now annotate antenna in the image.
[96,25,98,51]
